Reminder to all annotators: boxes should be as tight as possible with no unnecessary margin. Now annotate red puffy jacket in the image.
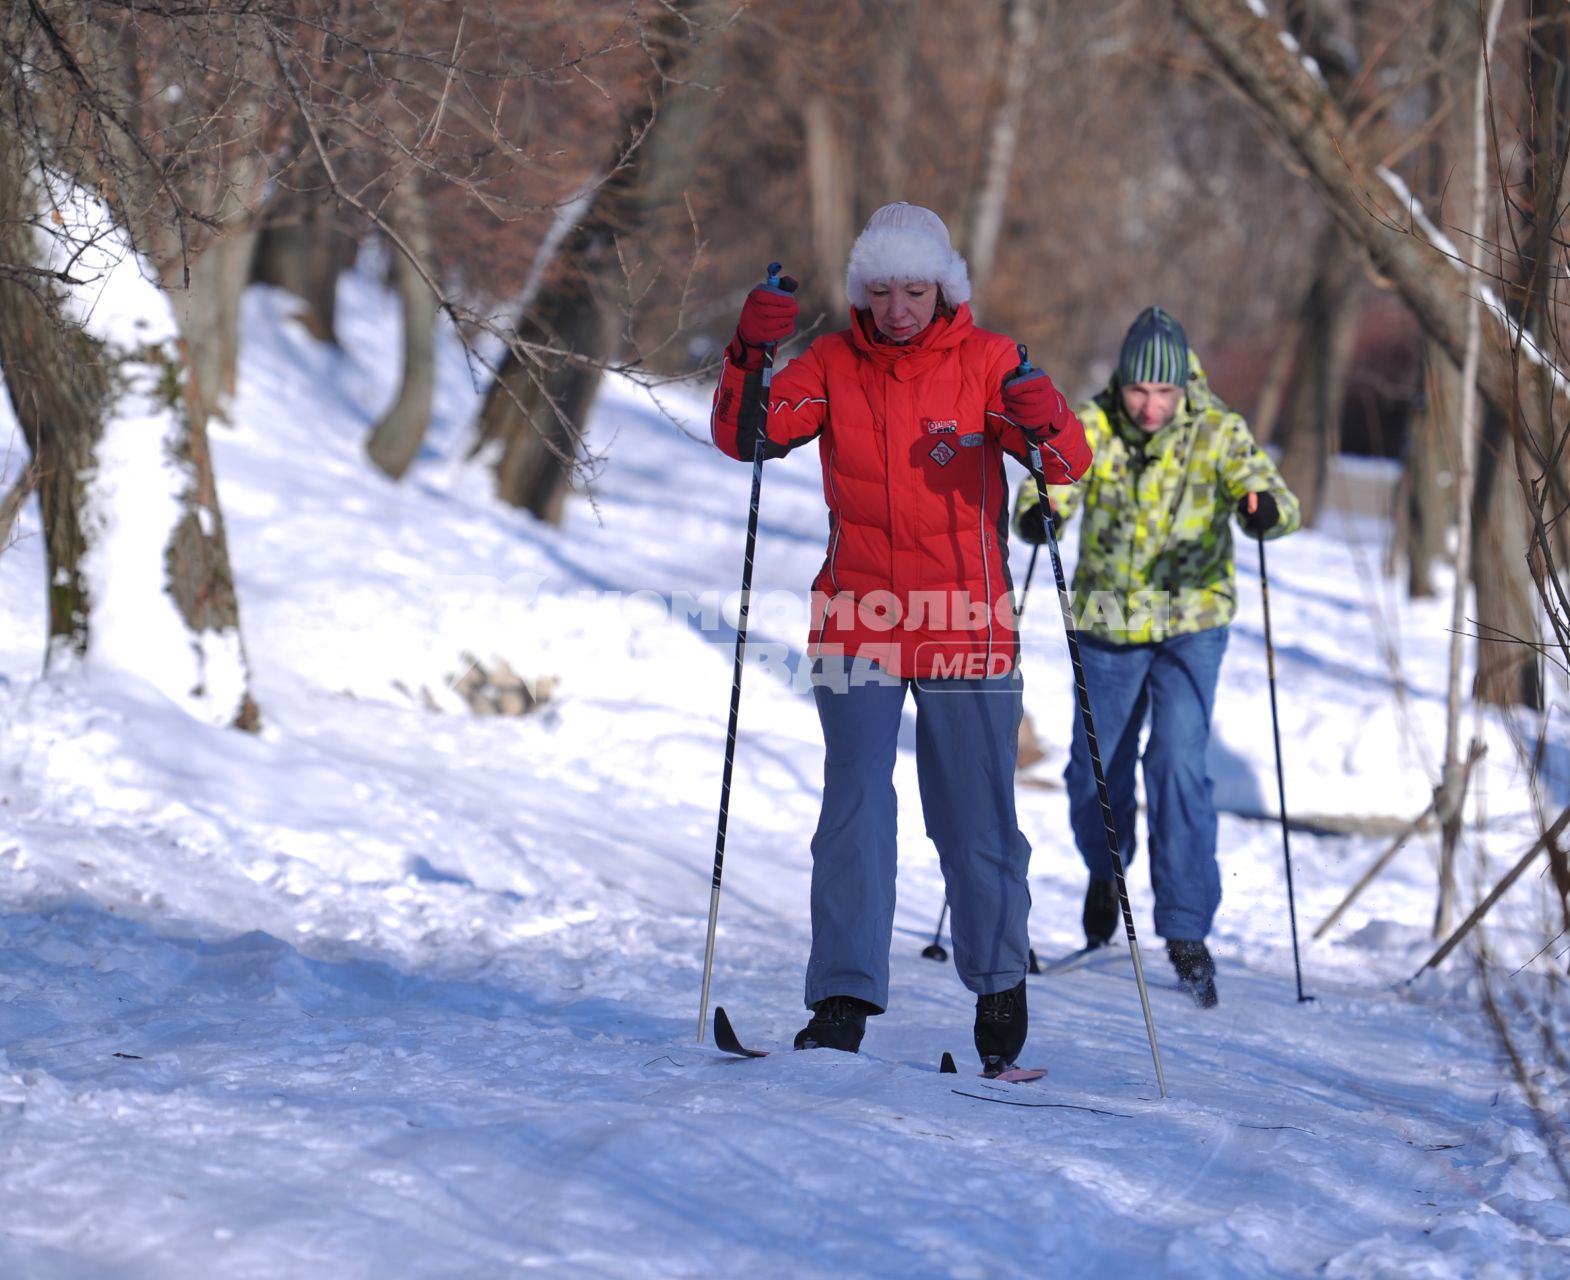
[711,305,1090,678]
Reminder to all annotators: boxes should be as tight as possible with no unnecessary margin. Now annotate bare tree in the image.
[1,3,263,726]
[963,0,1045,320]
[803,92,854,318]
[1435,0,1507,938]
[472,0,732,521]
[251,172,357,343]
[365,178,438,480]
[1172,0,1559,709]
[1402,0,1481,600]
[1272,228,1363,526]
[1178,0,1570,1193]
[1,0,681,720]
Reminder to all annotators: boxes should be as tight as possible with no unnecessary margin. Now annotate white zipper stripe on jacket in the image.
[980,447,993,667]
[1039,435,1074,476]
[818,439,843,649]
[709,353,828,443]
[772,395,828,415]
[708,353,737,445]
[985,408,1075,480]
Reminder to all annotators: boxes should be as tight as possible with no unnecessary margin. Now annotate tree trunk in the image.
[252,191,357,344]
[479,262,614,522]
[1399,0,1475,600]
[0,222,105,657]
[1472,406,1542,707]
[147,138,267,435]
[1248,310,1303,447]
[166,224,259,430]
[1513,11,1570,578]
[0,129,258,728]
[1404,350,1459,598]
[964,0,1043,319]
[479,0,729,522]
[213,227,258,404]
[1457,1,1568,712]
[804,94,855,322]
[1267,1,1363,528]
[366,184,438,481]
[869,2,914,205]
[1273,230,1361,527]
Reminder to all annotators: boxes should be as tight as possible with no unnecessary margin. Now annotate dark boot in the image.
[1083,878,1118,948]
[794,995,877,1052]
[973,979,1028,1073]
[1167,939,1218,1008]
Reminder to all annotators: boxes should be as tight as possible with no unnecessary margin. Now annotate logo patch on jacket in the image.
[958,432,984,448]
[929,441,956,467]
[924,419,958,434]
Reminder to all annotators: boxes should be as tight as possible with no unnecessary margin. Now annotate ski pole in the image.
[698,263,793,1044]
[924,526,1041,965]
[1010,344,1167,1097]
[921,902,949,962]
[1017,546,1040,617]
[1257,534,1312,1003]
[921,899,1039,973]
[923,524,1036,963]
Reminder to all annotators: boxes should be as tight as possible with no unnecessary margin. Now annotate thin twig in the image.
[950,1090,1133,1117]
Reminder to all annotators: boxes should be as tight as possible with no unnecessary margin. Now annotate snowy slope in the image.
[0,271,1566,1278]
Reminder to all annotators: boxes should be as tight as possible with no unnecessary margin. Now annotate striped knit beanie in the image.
[1117,306,1190,387]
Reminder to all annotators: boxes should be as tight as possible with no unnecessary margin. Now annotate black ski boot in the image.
[974,979,1028,1075]
[794,995,876,1052]
[1167,939,1218,1008]
[1083,878,1118,948]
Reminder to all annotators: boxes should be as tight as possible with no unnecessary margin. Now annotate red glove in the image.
[727,279,799,370]
[1001,370,1071,438]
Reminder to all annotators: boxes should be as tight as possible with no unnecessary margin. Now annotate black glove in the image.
[1238,490,1279,536]
[1015,496,1059,546]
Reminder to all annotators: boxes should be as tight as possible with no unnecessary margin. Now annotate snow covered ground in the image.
[1,270,1567,1278]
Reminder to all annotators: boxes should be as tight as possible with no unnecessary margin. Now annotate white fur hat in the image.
[844,202,972,309]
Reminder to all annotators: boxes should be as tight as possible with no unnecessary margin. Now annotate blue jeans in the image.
[806,655,1033,1010]
[1065,627,1229,941]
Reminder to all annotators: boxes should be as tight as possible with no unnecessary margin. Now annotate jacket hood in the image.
[849,303,975,373]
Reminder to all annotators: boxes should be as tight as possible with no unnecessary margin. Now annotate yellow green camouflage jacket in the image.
[1014,363,1300,644]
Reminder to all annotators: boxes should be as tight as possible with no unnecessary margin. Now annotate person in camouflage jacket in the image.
[1013,306,1299,1007]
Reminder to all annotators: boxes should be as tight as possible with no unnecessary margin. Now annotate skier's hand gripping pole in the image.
[698,264,797,1043]
[1009,344,1168,1097]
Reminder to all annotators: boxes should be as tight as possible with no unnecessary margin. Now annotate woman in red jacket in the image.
[711,203,1090,1070]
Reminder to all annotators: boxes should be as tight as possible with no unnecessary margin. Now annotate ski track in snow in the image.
[0,273,1567,1278]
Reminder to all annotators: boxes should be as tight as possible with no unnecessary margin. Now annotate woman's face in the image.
[866,280,938,343]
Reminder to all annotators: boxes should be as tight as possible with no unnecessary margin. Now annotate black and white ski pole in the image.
[922,515,1044,965]
[1257,533,1312,1003]
[1010,344,1167,1097]
[697,263,794,1044]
